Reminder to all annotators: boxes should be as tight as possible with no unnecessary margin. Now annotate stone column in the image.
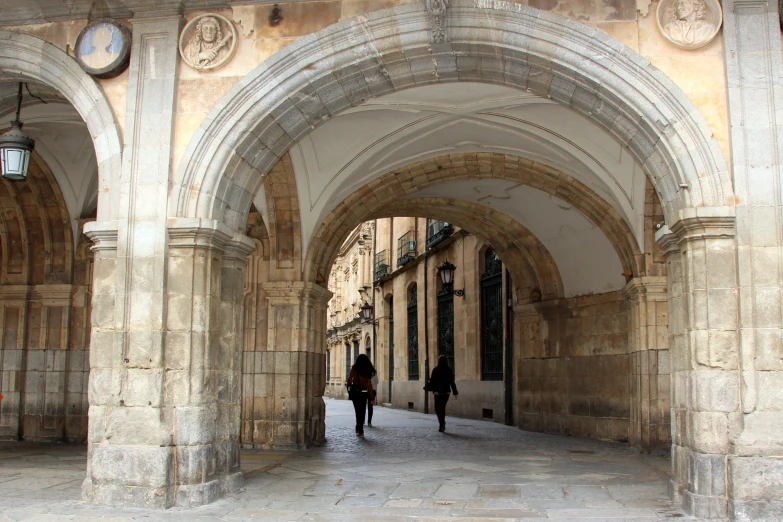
[244,282,331,448]
[722,1,783,519]
[623,277,670,453]
[81,15,190,508]
[658,212,739,519]
[166,219,255,506]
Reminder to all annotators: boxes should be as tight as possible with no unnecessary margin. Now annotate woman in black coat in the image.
[426,355,459,432]
[346,354,375,437]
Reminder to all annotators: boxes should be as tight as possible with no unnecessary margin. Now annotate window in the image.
[326,350,331,381]
[375,250,390,280]
[480,249,503,380]
[426,219,453,250]
[407,284,419,380]
[344,342,351,381]
[437,285,455,373]
[397,230,416,267]
[388,297,395,383]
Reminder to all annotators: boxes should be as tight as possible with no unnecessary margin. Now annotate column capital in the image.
[654,225,680,257]
[622,276,669,301]
[83,220,119,254]
[262,281,333,306]
[167,218,256,260]
[670,208,736,243]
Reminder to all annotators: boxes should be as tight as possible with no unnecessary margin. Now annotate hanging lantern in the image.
[437,260,456,286]
[0,84,35,181]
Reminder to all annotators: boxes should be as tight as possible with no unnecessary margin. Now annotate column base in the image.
[682,489,728,519]
[176,471,244,507]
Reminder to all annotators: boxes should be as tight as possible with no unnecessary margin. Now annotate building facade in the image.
[0,0,781,519]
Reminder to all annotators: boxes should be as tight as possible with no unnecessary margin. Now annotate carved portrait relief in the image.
[178,13,238,71]
[656,0,722,50]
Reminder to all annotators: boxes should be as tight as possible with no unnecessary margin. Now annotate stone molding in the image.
[0,31,123,222]
[669,212,736,243]
[262,281,332,307]
[171,0,733,233]
[654,225,681,257]
[622,276,669,301]
[167,218,256,260]
[83,221,119,253]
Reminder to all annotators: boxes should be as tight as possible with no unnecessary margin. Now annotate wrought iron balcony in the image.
[426,220,453,250]
[374,250,390,280]
[397,230,417,267]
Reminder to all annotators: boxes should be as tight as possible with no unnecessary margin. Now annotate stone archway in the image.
[0,31,123,221]
[171,1,733,233]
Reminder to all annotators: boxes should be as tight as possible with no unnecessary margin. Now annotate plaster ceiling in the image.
[282,82,646,296]
[0,83,99,242]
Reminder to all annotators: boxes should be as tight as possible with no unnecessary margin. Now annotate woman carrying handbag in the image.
[346,354,375,437]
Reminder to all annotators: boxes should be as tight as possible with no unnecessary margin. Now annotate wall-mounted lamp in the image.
[0,83,35,181]
[360,300,378,326]
[437,260,465,297]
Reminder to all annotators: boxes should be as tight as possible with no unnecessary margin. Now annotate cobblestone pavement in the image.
[0,398,703,521]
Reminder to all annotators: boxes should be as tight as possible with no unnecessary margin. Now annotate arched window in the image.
[481,249,503,380]
[407,284,419,380]
[344,342,351,381]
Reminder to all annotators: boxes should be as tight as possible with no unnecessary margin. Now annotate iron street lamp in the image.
[0,83,35,181]
[360,300,378,368]
[437,260,465,297]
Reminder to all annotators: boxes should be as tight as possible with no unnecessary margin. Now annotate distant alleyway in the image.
[0,399,697,521]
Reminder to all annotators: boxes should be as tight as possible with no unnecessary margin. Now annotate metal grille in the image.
[437,289,455,372]
[397,230,416,267]
[481,250,503,381]
[426,220,453,250]
[388,297,394,382]
[353,340,360,366]
[407,285,419,380]
[374,250,390,280]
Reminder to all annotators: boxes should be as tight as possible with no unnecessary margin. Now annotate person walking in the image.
[346,354,375,437]
[426,355,459,432]
[367,371,379,427]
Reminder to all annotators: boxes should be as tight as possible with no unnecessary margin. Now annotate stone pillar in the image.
[243,282,331,448]
[722,1,783,519]
[165,219,255,506]
[658,212,739,519]
[81,15,192,508]
[623,277,670,453]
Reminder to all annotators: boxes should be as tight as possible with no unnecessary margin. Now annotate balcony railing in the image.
[397,230,417,267]
[374,250,390,280]
[426,220,453,250]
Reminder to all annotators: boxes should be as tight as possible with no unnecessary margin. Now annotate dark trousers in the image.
[352,394,368,434]
[434,393,450,426]
[367,400,373,425]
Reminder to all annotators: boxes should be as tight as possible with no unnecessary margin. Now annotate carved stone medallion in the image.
[656,0,722,50]
[178,13,238,71]
[75,19,131,79]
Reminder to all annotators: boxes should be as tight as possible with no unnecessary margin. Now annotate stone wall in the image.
[0,155,92,443]
[516,292,634,442]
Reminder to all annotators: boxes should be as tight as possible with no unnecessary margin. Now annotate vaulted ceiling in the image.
[275,83,646,297]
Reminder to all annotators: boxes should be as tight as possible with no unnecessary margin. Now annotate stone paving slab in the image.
[0,398,708,521]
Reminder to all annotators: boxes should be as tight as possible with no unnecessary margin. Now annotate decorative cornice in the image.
[669,209,736,243]
[262,281,333,304]
[167,218,255,262]
[621,276,668,301]
[83,221,119,253]
[654,225,681,257]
